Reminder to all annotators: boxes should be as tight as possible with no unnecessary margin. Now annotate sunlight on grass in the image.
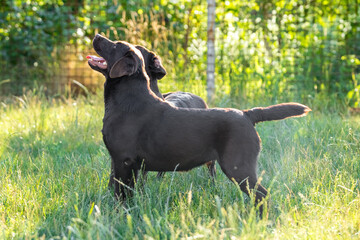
[1,90,359,239]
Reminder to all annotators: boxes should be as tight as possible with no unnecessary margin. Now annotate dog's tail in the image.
[243,103,311,125]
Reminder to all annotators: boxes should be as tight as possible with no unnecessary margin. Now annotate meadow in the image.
[1,1,360,238]
[1,85,359,239]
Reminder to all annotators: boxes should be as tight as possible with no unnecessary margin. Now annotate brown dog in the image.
[88,34,311,215]
[135,45,216,178]
[102,46,215,184]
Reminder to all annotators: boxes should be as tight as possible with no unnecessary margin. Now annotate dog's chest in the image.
[102,112,148,147]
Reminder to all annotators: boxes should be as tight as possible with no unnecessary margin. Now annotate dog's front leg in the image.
[103,134,116,189]
[113,158,139,201]
[108,159,115,188]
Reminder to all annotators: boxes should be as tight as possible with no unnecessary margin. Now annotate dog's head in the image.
[135,45,166,81]
[88,34,145,79]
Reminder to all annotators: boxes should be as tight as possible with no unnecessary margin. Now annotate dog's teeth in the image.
[103,62,107,65]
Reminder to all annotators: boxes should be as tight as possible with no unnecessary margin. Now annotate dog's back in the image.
[137,105,257,169]
[163,91,208,108]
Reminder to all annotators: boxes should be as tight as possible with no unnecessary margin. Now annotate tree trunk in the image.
[207,0,216,103]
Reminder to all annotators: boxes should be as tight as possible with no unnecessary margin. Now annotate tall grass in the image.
[0,89,359,239]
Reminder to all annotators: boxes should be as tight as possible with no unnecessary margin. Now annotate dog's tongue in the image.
[87,55,105,62]
[87,55,107,69]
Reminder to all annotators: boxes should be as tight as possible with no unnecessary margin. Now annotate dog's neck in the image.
[104,70,161,114]
[149,77,163,98]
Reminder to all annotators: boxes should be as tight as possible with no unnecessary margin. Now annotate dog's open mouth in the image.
[87,55,107,69]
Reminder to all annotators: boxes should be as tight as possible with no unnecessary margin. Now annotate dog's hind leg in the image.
[206,160,216,179]
[218,148,268,216]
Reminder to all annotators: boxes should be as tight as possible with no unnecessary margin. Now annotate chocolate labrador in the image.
[88,34,311,215]
[97,46,216,183]
[135,45,216,178]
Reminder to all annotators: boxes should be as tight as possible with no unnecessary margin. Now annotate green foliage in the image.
[0,0,359,105]
[0,0,79,94]
[0,1,75,64]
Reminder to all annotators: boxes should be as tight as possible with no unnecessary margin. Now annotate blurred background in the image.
[0,0,359,107]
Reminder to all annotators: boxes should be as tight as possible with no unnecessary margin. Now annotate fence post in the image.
[207,0,216,103]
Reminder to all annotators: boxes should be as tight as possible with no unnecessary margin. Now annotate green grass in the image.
[1,89,359,239]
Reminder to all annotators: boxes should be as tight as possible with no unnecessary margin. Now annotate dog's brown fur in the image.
[135,45,216,178]
[88,35,311,215]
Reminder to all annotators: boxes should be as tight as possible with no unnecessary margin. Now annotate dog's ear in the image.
[109,52,139,78]
[150,57,167,79]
